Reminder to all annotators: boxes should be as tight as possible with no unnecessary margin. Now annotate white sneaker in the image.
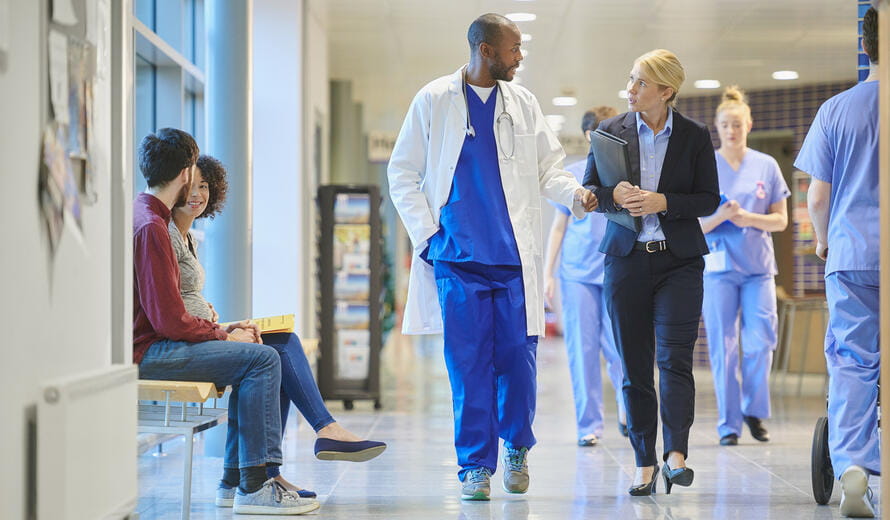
[839,465,875,518]
[233,478,320,515]
[578,434,599,447]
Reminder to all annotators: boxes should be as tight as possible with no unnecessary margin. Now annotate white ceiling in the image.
[326,0,858,134]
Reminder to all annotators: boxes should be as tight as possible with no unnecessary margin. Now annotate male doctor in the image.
[388,13,597,501]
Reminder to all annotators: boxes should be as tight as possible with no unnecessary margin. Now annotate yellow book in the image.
[221,314,295,334]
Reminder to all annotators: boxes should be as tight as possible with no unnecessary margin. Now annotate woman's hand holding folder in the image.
[614,181,667,217]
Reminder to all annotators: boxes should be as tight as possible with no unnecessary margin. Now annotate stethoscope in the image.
[462,67,515,160]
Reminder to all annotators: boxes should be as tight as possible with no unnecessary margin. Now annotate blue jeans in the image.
[138,339,283,468]
[262,332,335,433]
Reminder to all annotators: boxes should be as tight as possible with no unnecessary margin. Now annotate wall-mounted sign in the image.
[368,131,398,163]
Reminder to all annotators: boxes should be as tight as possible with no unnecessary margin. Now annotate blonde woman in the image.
[699,87,789,448]
[583,49,719,496]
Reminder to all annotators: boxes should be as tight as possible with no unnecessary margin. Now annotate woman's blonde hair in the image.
[715,85,752,124]
[634,49,685,107]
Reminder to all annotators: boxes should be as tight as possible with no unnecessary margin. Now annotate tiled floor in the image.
[136,333,881,519]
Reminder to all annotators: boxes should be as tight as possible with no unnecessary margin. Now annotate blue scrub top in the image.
[705,149,790,276]
[551,160,607,284]
[794,81,880,275]
[426,86,520,266]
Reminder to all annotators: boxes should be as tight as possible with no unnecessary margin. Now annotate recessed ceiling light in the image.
[520,49,528,58]
[552,96,577,107]
[618,90,628,99]
[772,70,799,80]
[506,13,537,22]
[694,79,721,89]
[512,76,523,85]
[521,33,532,42]
[516,63,526,72]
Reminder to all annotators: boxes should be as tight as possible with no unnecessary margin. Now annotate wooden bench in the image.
[138,380,228,520]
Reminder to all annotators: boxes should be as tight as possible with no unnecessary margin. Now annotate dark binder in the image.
[589,129,641,232]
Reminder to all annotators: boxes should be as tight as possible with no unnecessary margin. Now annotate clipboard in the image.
[589,129,641,232]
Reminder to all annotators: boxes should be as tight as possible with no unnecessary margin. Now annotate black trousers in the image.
[603,249,704,467]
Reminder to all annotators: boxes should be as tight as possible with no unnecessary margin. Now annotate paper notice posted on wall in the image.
[48,29,69,124]
[337,330,370,380]
[221,314,295,334]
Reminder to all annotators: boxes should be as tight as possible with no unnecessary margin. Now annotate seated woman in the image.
[169,154,386,502]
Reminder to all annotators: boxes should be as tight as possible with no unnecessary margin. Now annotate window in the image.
[132,0,205,195]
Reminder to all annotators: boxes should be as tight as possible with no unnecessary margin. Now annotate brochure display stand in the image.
[316,185,383,409]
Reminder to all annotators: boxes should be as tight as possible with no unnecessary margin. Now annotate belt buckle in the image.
[645,241,662,253]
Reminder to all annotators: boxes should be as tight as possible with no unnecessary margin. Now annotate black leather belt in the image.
[634,240,668,253]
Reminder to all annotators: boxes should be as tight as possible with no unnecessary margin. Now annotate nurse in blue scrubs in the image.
[795,8,880,517]
[544,106,627,447]
[699,86,789,447]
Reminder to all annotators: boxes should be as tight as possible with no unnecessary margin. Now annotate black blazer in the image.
[583,110,720,259]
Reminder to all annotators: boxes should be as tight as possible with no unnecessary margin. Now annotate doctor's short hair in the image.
[195,155,228,220]
[138,128,199,188]
[634,49,686,108]
[862,7,878,64]
[467,13,514,54]
[581,106,619,133]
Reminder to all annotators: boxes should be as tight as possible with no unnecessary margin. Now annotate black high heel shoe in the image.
[662,463,695,494]
[628,465,660,496]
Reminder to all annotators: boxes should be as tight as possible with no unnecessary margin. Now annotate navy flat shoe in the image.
[314,438,387,462]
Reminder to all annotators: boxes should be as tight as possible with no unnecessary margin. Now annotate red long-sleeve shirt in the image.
[132,193,227,364]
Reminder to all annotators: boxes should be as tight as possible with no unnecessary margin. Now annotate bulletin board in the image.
[38,0,108,255]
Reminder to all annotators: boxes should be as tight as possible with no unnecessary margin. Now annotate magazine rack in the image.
[316,185,383,409]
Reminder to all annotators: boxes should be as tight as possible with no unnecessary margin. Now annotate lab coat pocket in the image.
[512,134,537,176]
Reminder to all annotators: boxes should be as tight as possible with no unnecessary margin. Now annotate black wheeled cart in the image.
[316,185,383,410]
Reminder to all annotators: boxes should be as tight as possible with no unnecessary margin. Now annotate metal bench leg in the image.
[781,305,796,393]
[181,433,194,520]
[797,307,814,396]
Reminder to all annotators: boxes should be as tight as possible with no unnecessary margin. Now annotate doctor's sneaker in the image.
[502,446,530,494]
[460,468,492,501]
[839,465,875,518]
[233,478,321,515]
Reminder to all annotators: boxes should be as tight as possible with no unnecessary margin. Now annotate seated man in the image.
[133,127,318,515]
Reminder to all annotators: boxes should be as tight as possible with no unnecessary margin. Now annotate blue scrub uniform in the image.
[553,160,625,440]
[702,149,790,438]
[794,80,880,479]
[427,85,537,480]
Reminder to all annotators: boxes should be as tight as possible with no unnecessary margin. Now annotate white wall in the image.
[0,0,124,517]
[300,0,329,336]
[252,0,303,322]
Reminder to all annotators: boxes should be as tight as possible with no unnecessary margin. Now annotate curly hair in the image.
[195,155,228,219]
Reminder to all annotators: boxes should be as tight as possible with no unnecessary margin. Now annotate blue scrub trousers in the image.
[434,261,538,480]
[702,271,776,438]
[559,279,625,438]
[825,270,880,479]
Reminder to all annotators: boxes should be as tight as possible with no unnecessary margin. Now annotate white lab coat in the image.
[388,66,585,336]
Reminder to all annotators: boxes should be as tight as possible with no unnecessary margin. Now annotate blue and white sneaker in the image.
[216,486,236,507]
[233,479,320,515]
[460,468,492,501]
[218,483,317,506]
[840,465,876,518]
[502,447,529,494]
